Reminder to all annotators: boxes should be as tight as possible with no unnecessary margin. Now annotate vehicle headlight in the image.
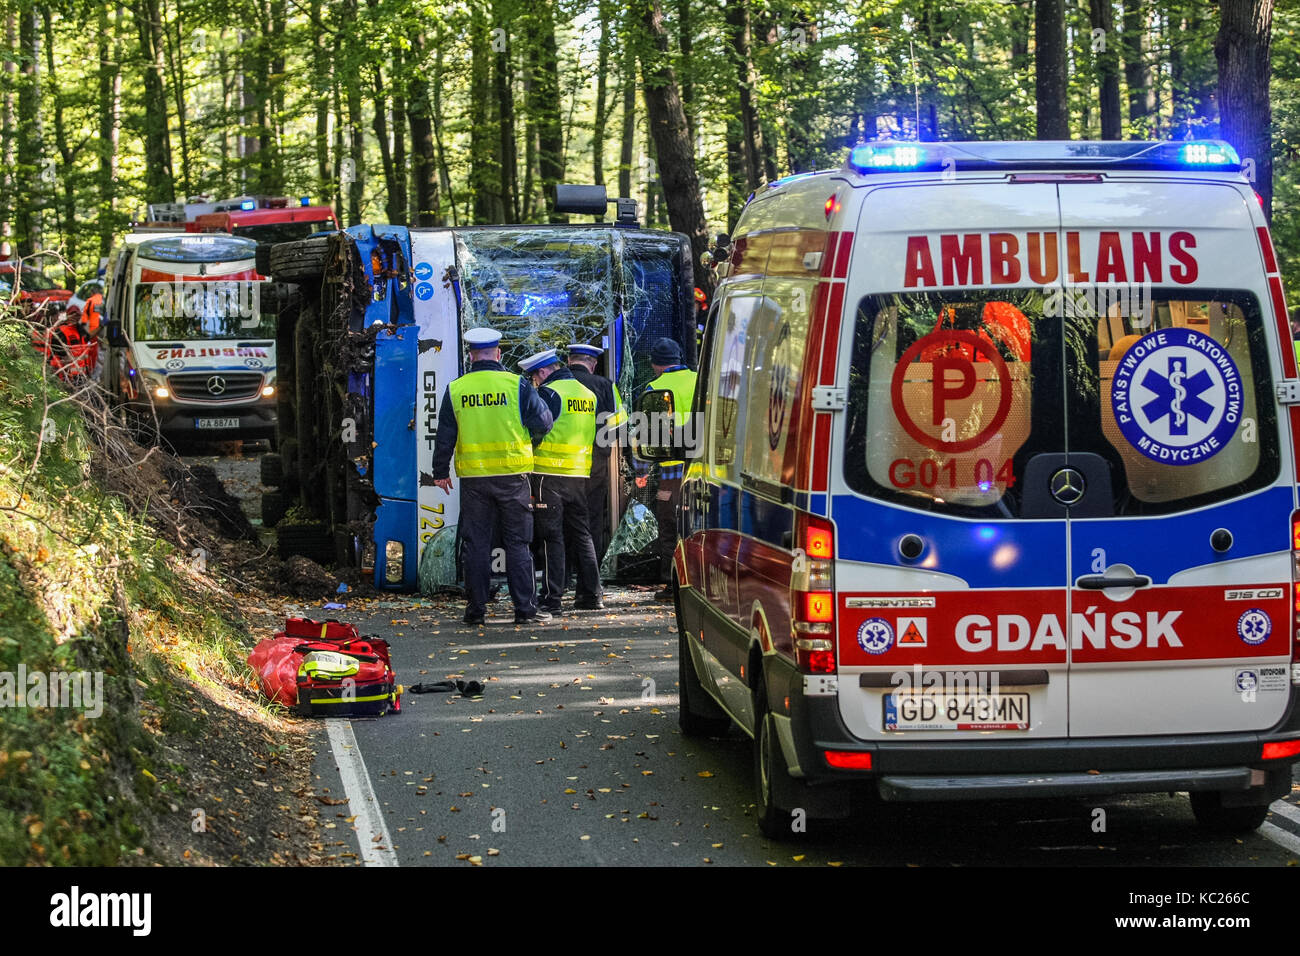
[141,369,169,400]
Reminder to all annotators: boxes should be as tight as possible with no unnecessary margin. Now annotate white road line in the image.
[326,720,398,867]
[1268,799,1300,829]
[1260,820,1300,858]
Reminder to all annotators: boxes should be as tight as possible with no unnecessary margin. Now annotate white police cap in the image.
[519,349,561,373]
[464,327,502,349]
[567,343,604,358]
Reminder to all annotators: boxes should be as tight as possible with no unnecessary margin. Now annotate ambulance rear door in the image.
[834,181,1072,741]
[1057,179,1294,736]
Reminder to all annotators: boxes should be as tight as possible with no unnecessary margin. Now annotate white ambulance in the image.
[102,232,277,446]
[653,139,1300,837]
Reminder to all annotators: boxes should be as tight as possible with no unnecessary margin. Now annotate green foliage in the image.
[0,0,1297,274]
[0,308,259,864]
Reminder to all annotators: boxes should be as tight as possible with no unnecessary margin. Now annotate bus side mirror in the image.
[632,389,679,462]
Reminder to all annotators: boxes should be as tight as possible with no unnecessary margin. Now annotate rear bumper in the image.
[876,767,1268,802]
[766,659,1300,802]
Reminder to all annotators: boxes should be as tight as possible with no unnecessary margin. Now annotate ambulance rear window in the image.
[844,288,1280,518]
[1076,289,1278,513]
[844,290,1051,517]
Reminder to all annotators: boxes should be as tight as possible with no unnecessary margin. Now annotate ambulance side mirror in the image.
[632,389,679,462]
[105,320,126,347]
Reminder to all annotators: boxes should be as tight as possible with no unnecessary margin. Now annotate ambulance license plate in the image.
[195,417,239,430]
[884,693,1029,731]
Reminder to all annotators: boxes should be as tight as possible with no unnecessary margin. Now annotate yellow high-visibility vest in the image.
[449,370,533,477]
[534,378,597,477]
[647,367,697,467]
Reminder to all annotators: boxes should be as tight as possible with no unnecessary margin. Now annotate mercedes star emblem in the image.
[206,375,227,396]
[1050,467,1086,505]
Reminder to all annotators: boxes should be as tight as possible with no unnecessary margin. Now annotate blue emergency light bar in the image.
[844,139,1243,174]
[240,200,257,210]
[300,196,311,206]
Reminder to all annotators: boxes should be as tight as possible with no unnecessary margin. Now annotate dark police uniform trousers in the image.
[534,473,602,610]
[459,473,537,619]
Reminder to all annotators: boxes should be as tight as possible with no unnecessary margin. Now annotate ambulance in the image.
[649,139,1300,837]
[102,232,277,446]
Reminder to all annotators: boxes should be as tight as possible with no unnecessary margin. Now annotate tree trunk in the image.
[1,8,16,253]
[163,0,193,198]
[1215,0,1274,219]
[407,37,440,226]
[725,115,745,230]
[391,52,407,226]
[638,0,710,296]
[676,0,695,145]
[135,0,174,202]
[469,7,501,223]
[1010,0,1031,74]
[431,36,455,224]
[530,1,565,221]
[592,0,611,185]
[495,0,519,223]
[1122,0,1155,135]
[726,0,765,192]
[618,35,635,200]
[42,7,76,277]
[371,69,398,224]
[1089,0,1122,139]
[312,0,331,201]
[1034,0,1069,139]
[15,1,42,255]
[97,3,124,259]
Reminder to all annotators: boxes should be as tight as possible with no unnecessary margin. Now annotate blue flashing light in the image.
[300,196,311,206]
[1177,141,1239,167]
[240,200,256,211]
[847,142,927,173]
[975,525,997,541]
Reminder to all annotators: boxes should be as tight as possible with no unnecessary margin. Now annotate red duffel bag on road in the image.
[248,617,401,717]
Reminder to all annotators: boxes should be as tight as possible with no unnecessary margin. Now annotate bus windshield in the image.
[132,281,276,339]
[455,228,689,397]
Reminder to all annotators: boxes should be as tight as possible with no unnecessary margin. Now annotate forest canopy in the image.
[1,0,1298,295]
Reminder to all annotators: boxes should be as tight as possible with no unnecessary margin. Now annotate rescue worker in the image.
[643,338,697,601]
[521,348,603,613]
[430,328,554,626]
[565,342,627,602]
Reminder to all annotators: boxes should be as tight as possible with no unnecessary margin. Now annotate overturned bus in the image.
[259,195,697,590]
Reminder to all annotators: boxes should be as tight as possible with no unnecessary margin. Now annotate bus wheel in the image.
[268,236,332,282]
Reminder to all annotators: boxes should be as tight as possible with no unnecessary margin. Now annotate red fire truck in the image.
[144,196,339,246]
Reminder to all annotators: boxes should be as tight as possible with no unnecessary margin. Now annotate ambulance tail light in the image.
[1262,739,1300,761]
[793,513,836,674]
[1292,510,1300,685]
[824,750,873,770]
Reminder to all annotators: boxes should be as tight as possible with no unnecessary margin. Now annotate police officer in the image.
[521,348,603,613]
[566,343,627,597]
[644,338,697,601]
[430,328,554,626]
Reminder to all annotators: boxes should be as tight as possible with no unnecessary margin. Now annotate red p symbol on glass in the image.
[931,354,976,425]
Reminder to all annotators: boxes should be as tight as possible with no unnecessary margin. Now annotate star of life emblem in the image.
[1111,327,1243,466]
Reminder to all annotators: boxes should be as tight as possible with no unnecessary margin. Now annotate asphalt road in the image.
[298,587,1300,868]
[201,444,1300,868]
